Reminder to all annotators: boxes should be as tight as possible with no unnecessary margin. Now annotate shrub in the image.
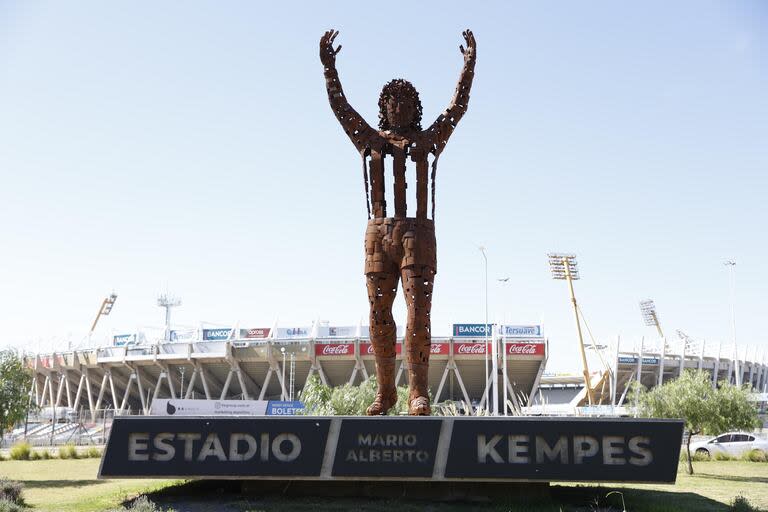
[714,452,736,461]
[28,451,40,461]
[0,453,5,461]
[0,478,24,504]
[39,449,52,460]
[692,450,710,462]
[741,449,767,463]
[58,443,78,460]
[0,500,25,512]
[731,494,758,512]
[86,446,102,458]
[106,495,175,512]
[8,442,30,461]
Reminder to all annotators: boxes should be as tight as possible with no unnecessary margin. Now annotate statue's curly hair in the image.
[378,79,423,131]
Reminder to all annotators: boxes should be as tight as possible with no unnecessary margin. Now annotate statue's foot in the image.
[408,396,430,416]
[366,390,398,416]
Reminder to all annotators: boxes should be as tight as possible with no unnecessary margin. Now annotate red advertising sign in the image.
[454,343,491,356]
[430,343,449,355]
[315,343,355,356]
[40,356,52,368]
[506,342,545,357]
[359,343,403,356]
[241,328,271,339]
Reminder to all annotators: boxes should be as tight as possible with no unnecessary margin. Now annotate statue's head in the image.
[378,79,423,132]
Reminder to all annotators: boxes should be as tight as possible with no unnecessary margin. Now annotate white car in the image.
[690,432,768,458]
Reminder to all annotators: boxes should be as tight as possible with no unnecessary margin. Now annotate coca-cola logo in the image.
[316,344,353,356]
[456,343,486,355]
[431,343,447,355]
[507,343,544,356]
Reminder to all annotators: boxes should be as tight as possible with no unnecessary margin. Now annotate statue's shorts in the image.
[364,217,436,275]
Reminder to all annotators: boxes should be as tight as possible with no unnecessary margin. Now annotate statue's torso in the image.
[364,130,435,221]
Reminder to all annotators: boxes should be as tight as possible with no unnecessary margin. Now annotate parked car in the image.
[690,432,768,458]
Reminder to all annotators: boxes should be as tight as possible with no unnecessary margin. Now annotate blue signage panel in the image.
[618,356,660,365]
[266,401,305,416]
[501,325,542,337]
[202,328,232,341]
[113,334,136,346]
[453,324,493,337]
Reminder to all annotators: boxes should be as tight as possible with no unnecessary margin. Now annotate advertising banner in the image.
[100,417,684,482]
[505,342,545,357]
[314,343,355,357]
[326,326,360,338]
[240,328,271,339]
[169,329,196,343]
[150,399,268,417]
[266,401,305,416]
[113,334,136,346]
[452,324,493,337]
[453,342,491,356]
[278,327,311,339]
[202,328,232,341]
[618,357,660,365]
[501,325,542,338]
[359,343,403,357]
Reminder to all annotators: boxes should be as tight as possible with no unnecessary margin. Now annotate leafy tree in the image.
[633,369,759,474]
[0,350,32,434]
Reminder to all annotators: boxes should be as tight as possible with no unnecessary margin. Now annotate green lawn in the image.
[1,458,766,511]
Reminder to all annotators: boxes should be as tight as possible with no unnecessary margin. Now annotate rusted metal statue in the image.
[320,29,476,416]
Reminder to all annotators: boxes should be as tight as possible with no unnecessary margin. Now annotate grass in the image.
[0,459,178,512]
[0,458,766,511]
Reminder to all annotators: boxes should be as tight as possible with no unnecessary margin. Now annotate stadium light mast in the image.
[548,253,594,405]
[89,292,118,333]
[724,260,739,385]
[639,299,664,339]
[158,293,182,342]
[479,246,498,416]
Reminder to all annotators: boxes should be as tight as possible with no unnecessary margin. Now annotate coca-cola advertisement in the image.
[359,343,402,356]
[454,343,491,356]
[314,343,355,357]
[430,343,449,355]
[505,342,545,357]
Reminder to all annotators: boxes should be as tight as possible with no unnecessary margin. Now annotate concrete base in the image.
[239,480,551,501]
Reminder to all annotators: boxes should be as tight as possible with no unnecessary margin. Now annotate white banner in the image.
[150,399,268,417]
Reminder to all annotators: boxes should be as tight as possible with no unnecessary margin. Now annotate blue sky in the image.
[0,1,766,371]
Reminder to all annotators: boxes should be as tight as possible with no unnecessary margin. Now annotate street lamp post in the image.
[724,260,739,385]
[548,253,594,406]
[478,246,498,415]
[280,347,287,401]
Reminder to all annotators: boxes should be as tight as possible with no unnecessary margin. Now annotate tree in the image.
[0,349,32,434]
[633,369,759,474]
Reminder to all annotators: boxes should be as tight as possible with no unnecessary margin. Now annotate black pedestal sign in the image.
[99,416,683,483]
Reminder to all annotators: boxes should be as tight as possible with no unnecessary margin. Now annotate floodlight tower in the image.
[639,299,664,339]
[548,253,594,405]
[158,293,182,342]
[89,292,118,333]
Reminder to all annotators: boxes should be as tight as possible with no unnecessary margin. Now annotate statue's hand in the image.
[320,29,342,68]
[459,29,476,64]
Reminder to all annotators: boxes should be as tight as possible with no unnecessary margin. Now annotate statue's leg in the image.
[365,271,399,415]
[402,264,435,416]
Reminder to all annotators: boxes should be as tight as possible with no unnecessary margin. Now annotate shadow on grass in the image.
[691,472,768,484]
[23,479,106,489]
[134,480,731,512]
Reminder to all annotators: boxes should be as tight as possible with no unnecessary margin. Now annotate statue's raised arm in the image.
[320,30,378,152]
[428,30,476,156]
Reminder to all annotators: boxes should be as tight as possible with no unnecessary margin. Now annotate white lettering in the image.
[178,433,201,461]
[628,436,653,466]
[128,433,149,461]
[229,433,257,461]
[602,436,626,465]
[573,435,599,464]
[197,433,226,461]
[152,433,175,461]
[477,434,504,463]
[535,436,568,464]
[508,435,530,463]
[272,433,301,462]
